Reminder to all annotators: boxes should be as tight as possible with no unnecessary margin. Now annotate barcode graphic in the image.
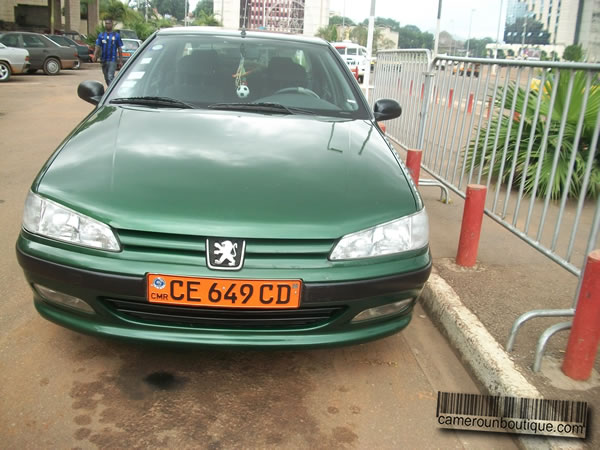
[437,392,588,426]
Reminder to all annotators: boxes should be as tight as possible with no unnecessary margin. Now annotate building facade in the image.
[0,0,99,35]
[216,0,329,36]
[504,0,599,60]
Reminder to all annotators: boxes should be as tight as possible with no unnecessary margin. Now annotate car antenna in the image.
[241,0,249,37]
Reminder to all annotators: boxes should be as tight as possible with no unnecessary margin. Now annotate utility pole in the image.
[494,0,504,59]
[434,0,442,56]
[465,8,475,56]
[363,0,376,101]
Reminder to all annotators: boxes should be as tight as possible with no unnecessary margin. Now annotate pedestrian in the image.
[93,19,123,85]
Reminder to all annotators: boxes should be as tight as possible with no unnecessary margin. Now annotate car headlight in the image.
[22,191,121,251]
[330,209,428,260]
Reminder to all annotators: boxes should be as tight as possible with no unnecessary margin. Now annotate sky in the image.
[328,0,507,40]
[186,0,506,40]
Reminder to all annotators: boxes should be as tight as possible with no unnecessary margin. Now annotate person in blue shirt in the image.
[93,19,123,85]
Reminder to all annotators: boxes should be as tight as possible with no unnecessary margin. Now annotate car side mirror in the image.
[373,99,402,121]
[78,80,104,105]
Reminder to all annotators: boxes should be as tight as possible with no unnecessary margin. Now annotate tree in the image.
[315,24,338,42]
[193,11,221,26]
[329,15,354,26]
[464,37,494,58]
[152,0,189,21]
[504,17,549,44]
[100,0,131,21]
[360,17,401,33]
[194,0,213,17]
[397,25,432,49]
[563,44,584,62]
[349,25,382,52]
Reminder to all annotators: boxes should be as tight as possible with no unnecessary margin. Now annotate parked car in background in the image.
[118,29,139,40]
[17,28,430,348]
[63,30,94,60]
[0,32,78,75]
[46,34,91,68]
[0,42,30,82]
[333,41,369,82]
[121,38,140,64]
[453,62,480,77]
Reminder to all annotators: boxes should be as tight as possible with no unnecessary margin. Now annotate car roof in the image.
[156,27,328,46]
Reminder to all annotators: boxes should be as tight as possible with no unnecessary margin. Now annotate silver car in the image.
[0,42,29,82]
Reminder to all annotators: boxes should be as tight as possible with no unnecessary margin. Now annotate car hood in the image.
[36,106,417,239]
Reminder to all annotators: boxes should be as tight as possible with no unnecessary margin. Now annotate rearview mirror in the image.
[373,99,402,121]
[78,80,104,105]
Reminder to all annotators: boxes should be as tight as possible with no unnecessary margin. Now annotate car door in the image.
[21,34,47,69]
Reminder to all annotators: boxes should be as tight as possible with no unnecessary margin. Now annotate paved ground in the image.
[417,172,600,448]
[0,66,519,448]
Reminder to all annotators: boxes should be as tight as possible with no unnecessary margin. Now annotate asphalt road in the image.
[0,66,517,449]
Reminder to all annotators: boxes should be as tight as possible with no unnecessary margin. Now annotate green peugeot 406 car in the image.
[17,28,431,348]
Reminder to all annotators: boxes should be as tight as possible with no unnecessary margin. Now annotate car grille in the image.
[115,229,335,267]
[103,298,345,329]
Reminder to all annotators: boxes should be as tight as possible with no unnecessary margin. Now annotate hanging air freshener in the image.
[234,56,250,99]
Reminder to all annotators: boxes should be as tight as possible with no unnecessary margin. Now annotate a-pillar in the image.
[87,0,100,36]
[64,0,81,33]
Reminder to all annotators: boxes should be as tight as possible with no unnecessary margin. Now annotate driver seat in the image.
[267,57,307,93]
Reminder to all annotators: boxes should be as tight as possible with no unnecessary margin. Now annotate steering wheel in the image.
[273,87,321,99]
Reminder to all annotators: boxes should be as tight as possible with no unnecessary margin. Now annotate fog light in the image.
[34,284,94,314]
[351,298,414,323]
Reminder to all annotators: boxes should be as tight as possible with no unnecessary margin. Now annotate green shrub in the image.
[467,70,600,199]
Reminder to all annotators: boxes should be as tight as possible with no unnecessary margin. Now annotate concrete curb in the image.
[420,271,582,450]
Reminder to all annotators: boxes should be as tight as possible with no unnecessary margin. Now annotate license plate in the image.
[146,274,302,309]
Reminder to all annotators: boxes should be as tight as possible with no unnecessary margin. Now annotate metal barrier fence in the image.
[372,50,600,370]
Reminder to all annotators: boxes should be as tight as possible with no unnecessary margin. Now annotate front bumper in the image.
[17,238,431,348]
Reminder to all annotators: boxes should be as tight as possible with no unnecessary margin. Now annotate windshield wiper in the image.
[208,102,315,115]
[110,96,194,109]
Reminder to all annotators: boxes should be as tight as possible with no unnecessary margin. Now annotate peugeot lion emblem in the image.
[206,238,246,271]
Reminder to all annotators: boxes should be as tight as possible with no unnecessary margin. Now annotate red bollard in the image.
[353,66,359,80]
[421,82,425,100]
[448,89,454,109]
[405,149,422,187]
[378,122,386,133]
[409,80,413,96]
[456,185,487,267]
[467,93,474,114]
[562,250,600,380]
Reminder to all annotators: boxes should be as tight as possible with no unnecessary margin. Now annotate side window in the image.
[347,48,357,56]
[1,34,21,48]
[23,35,46,48]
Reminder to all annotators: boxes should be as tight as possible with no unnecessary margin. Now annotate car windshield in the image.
[106,33,368,119]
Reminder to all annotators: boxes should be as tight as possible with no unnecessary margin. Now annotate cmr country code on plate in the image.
[436,392,587,439]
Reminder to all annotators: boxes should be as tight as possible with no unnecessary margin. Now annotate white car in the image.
[332,41,369,82]
[0,42,29,82]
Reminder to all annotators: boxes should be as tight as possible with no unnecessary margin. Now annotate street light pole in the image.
[494,0,504,59]
[364,0,376,101]
[433,0,442,56]
[465,8,475,57]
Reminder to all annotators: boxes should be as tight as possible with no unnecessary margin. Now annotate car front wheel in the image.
[0,61,11,82]
[43,58,61,75]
